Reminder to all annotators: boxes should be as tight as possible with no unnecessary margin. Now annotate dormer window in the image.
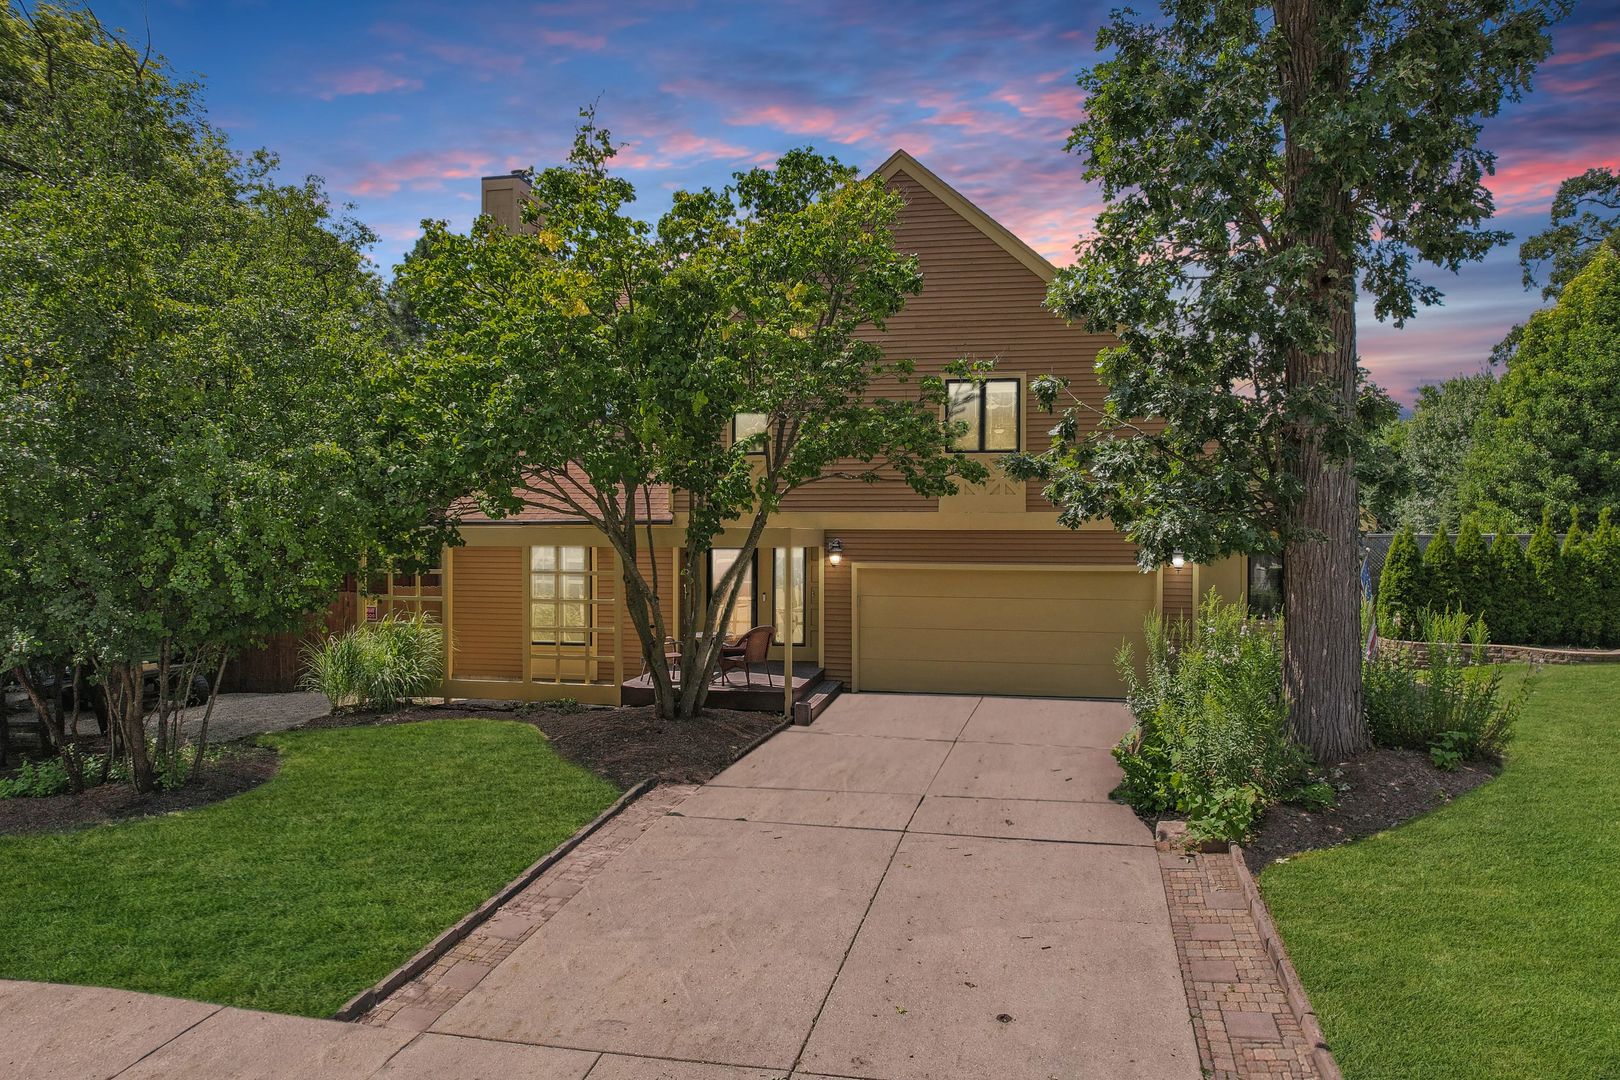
[946,378,1021,453]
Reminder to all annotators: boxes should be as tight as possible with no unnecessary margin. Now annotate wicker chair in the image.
[717,625,775,687]
[642,637,682,683]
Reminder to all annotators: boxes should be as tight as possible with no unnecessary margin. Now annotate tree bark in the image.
[1277,0,1368,763]
[12,662,85,792]
[103,660,156,793]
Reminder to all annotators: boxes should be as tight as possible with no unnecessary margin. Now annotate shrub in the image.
[1526,506,1566,644]
[0,757,73,798]
[1490,530,1533,645]
[1377,525,1425,637]
[1562,510,1605,647]
[0,741,210,799]
[1421,527,1461,615]
[1365,610,1525,762]
[1454,517,1495,622]
[301,614,445,713]
[1594,509,1620,648]
[1113,593,1310,843]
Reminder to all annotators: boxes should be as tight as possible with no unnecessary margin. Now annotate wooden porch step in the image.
[792,679,842,726]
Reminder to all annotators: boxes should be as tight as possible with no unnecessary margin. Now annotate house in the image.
[371,151,1248,706]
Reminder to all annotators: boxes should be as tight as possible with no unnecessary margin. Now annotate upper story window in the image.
[946,378,1021,453]
[733,412,768,453]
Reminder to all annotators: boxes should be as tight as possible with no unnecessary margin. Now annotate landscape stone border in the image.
[333,777,657,1021]
[1229,842,1344,1080]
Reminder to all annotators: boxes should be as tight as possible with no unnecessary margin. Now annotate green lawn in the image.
[0,719,620,1016]
[1261,664,1620,1079]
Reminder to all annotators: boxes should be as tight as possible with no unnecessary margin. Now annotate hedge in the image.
[1377,508,1620,648]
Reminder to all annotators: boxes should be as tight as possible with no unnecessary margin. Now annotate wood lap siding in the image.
[1161,569,1195,621]
[449,547,525,680]
[823,530,1141,683]
[779,169,1115,514]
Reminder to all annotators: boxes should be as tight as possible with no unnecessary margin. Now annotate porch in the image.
[621,660,827,713]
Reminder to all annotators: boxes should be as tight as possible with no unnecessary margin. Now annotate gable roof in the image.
[872,149,1057,284]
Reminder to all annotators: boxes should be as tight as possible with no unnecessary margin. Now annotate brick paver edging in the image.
[333,777,657,1021]
[1229,843,1344,1080]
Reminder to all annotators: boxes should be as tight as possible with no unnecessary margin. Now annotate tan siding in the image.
[449,546,524,680]
[615,546,679,671]
[823,530,1139,683]
[1200,555,1249,609]
[778,169,1116,515]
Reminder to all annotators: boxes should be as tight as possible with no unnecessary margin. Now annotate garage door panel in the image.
[855,566,1154,699]
[861,568,1155,603]
[860,595,1152,636]
[860,658,1126,698]
[860,626,1141,666]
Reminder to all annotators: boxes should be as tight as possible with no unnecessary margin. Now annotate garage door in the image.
[853,565,1156,698]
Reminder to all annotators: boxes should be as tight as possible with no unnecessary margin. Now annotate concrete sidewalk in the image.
[2,693,1199,1080]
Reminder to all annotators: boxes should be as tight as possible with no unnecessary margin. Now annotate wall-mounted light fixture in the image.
[827,538,844,566]
[1170,549,1187,569]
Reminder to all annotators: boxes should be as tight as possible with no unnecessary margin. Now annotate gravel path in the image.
[181,693,330,744]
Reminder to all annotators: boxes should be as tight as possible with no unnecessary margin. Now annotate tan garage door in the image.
[854,565,1157,698]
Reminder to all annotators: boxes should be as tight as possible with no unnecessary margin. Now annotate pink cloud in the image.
[540,28,607,51]
[423,42,527,77]
[1547,36,1620,65]
[1487,150,1620,214]
[612,130,768,171]
[724,102,879,145]
[991,84,1085,124]
[312,66,423,100]
[344,149,496,197]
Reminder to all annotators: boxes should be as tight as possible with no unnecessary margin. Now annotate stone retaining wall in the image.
[1378,639,1620,665]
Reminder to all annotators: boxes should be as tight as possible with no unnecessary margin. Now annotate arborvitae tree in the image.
[1378,526,1425,639]
[1592,508,1620,648]
[1455,517,1496,625]
[1492,531,1533,645]
[1422,527,1462,615]
[1562,510,1604,646]
[1526,506,1566,644]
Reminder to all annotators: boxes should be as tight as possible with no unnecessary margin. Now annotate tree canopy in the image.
[387,118,983,720]
[1519,166,1620,301]
[0,5,412,790]
[1363,372,1496,530]
[1009,0,1565,760]
[1460,247,1620,527]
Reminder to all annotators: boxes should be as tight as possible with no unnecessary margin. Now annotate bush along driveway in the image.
[0,719,620,1016]
[1260,664,1620,1079]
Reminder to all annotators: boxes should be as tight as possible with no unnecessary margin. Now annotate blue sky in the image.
[91,0,1620,403]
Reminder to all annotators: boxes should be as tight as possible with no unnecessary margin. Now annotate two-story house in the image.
[371,151,1246,708]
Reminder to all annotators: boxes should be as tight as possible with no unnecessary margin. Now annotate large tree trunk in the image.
[1278,0,1368,763]
[1282,424,1367,763]
[102,660,156,794]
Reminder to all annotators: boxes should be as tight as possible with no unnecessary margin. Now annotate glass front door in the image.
[708,548,756,640]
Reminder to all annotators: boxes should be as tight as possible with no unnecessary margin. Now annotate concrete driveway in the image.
[431,692,1199,1079]
[2,694,1198,1080]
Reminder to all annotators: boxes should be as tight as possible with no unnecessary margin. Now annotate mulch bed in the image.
[521,705,782,788]
[1242,747,1495,873]
[0,746,280,837]
[304,701,784,789]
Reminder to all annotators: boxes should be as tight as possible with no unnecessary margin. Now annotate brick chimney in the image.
[480,170,536,233]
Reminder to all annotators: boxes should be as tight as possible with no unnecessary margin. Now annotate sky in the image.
[89,0,1620,404]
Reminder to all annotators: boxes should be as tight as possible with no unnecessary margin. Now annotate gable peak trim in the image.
[872,149,1057,283]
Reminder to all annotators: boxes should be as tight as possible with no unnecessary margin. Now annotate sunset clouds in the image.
[96,0,1620,404]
